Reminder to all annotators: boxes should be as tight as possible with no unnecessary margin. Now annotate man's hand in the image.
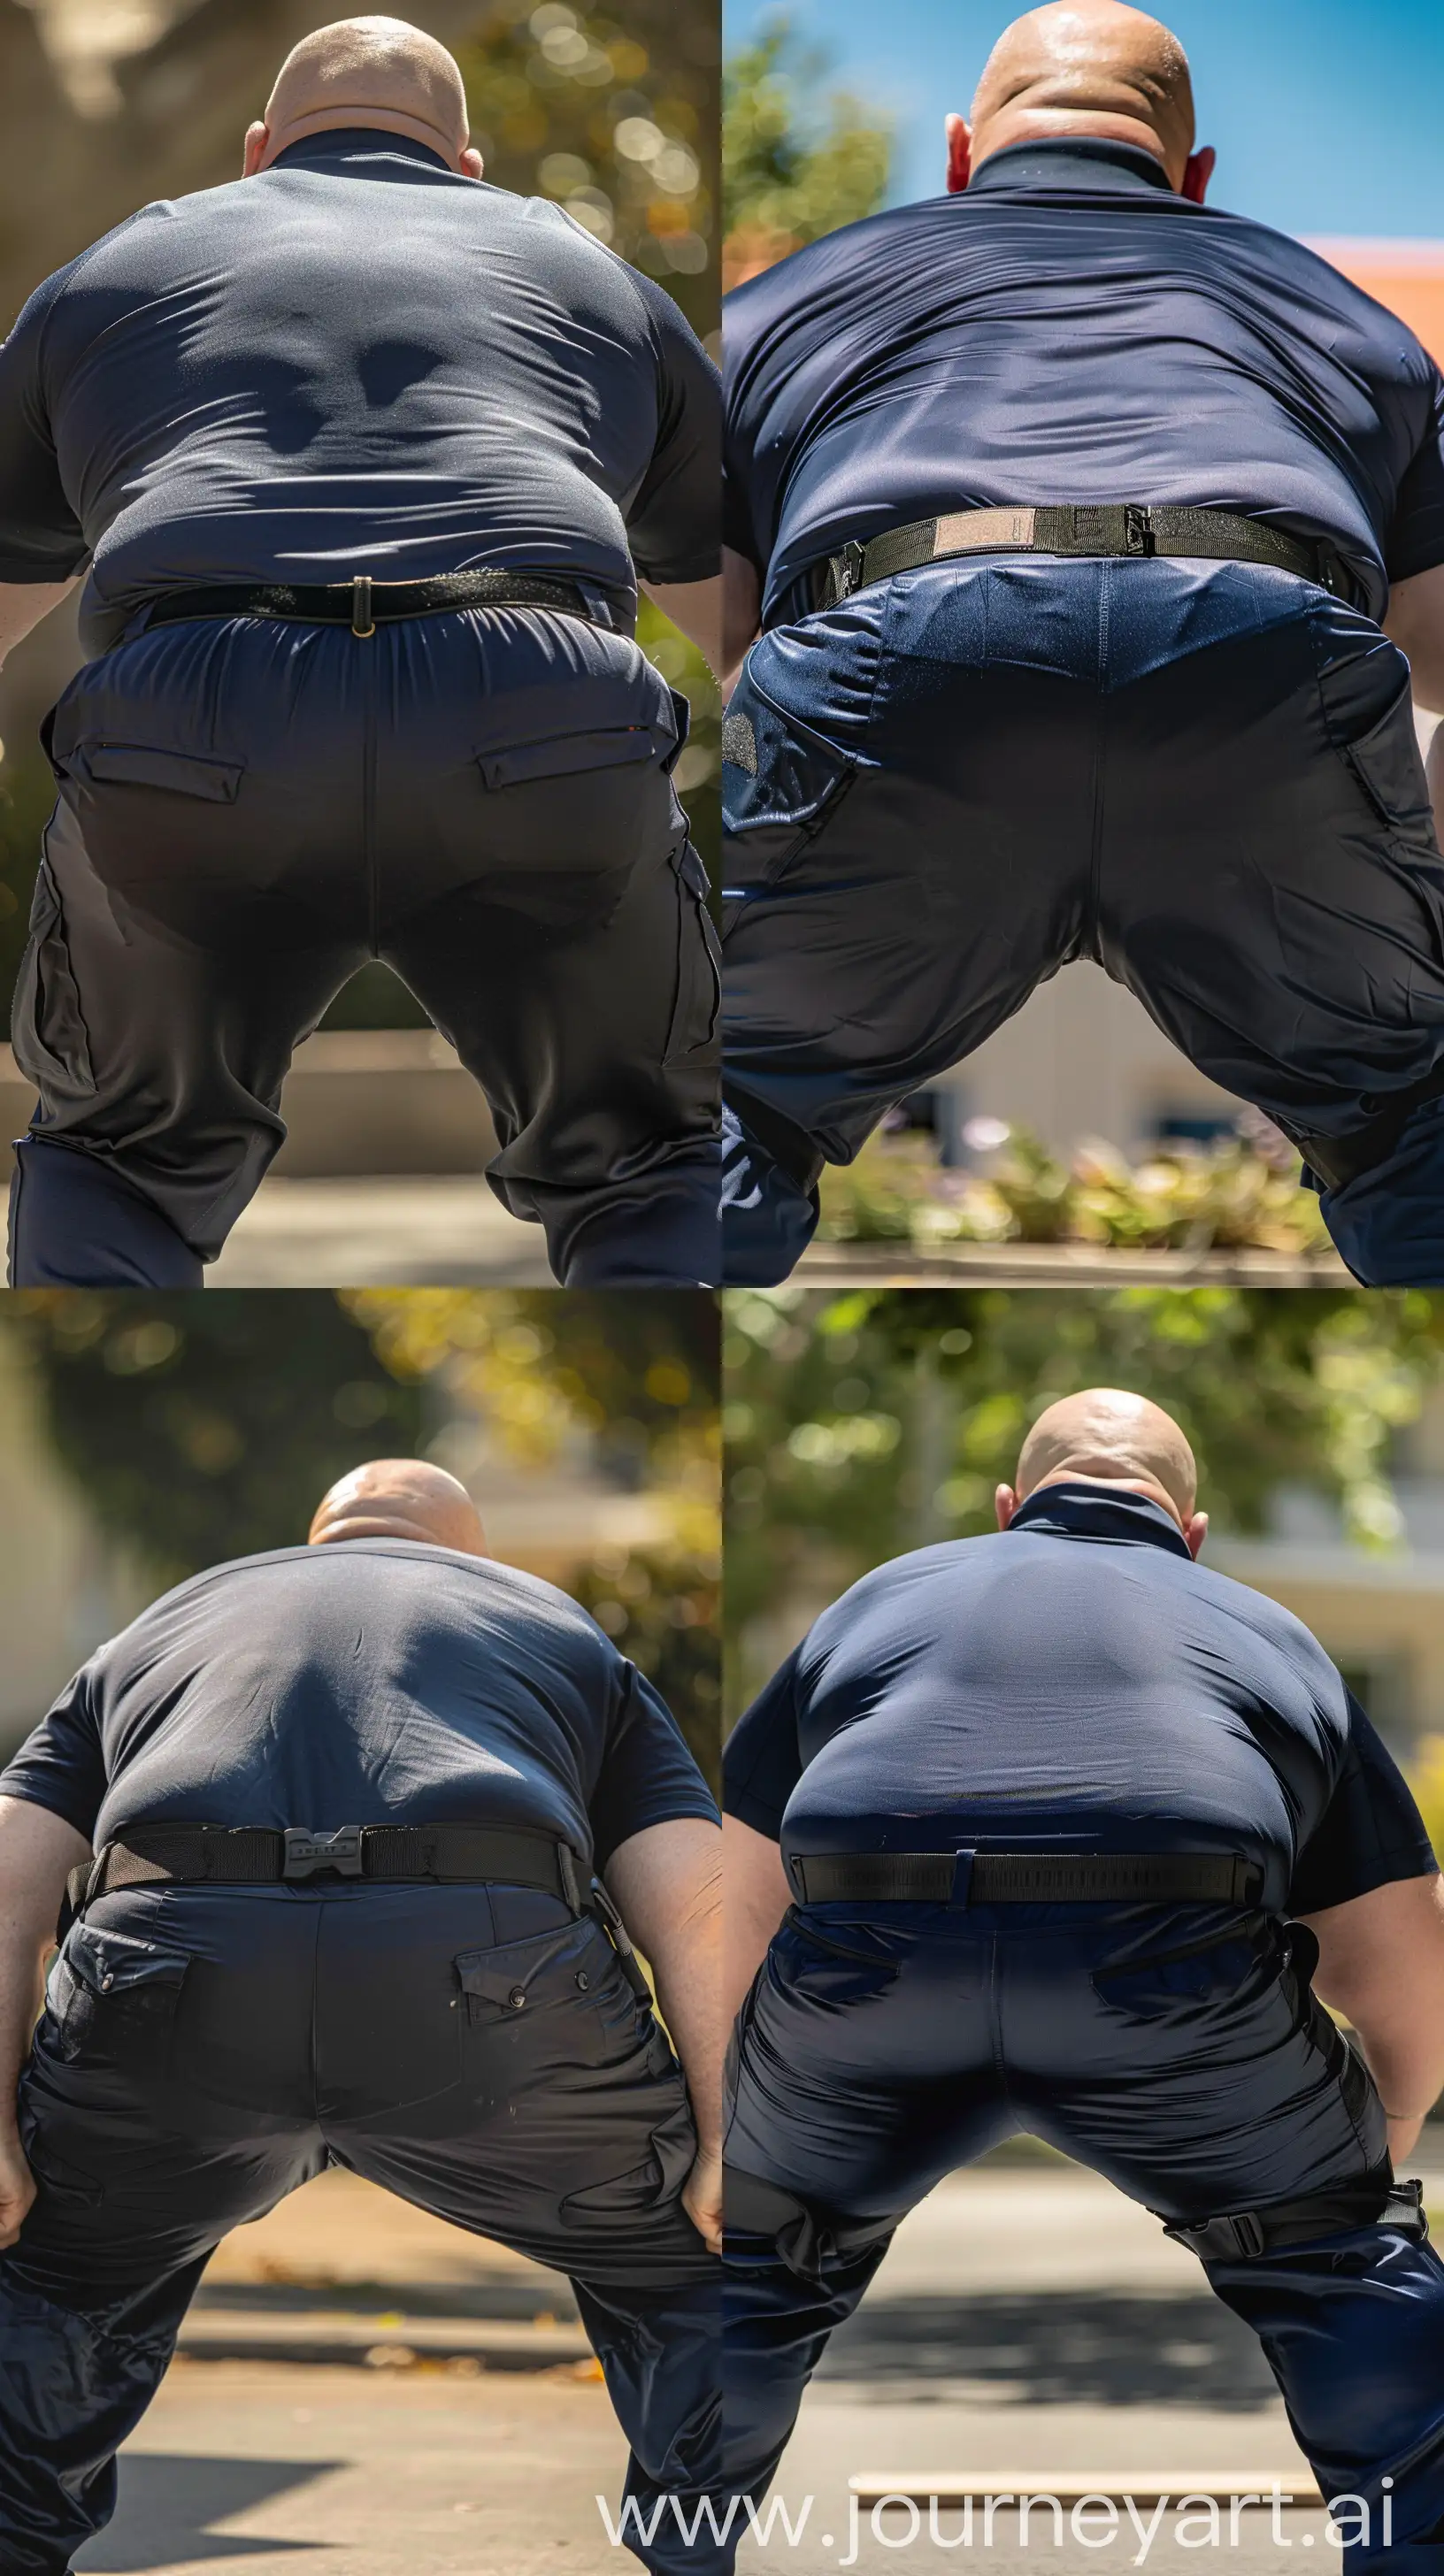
[640,576,723,680]
[682,2138,722,2255]
[0,2128,36,2250]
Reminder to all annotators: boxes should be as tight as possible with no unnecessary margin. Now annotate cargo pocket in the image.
[560,2097,695,2220]
[63,740,244,802]
[11,851,95,1099]
[720,666,857,936]
[44,1923,190,2078]
[1335,680,1437,844]
[662,840,721,1062]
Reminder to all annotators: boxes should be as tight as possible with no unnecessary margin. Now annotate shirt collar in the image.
[271,126,455,176]
[1007,1480,1194,1559]
[965,137,1176,197]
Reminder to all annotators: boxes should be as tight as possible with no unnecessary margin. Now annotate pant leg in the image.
[722,1907,1015,2509]
[310,1883,721,2576]
[1005,1900,1444,2567]
[0,1891,321,2574]
[373,610,719,1287]
[721,568,1100,1284]
[8,1138,202,1285]
[12,619,371,1276]
[1097,562,1444,1284]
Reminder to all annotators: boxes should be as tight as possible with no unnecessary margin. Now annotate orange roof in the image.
[1308,239,1444,368]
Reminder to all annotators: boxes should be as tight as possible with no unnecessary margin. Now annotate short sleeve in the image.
[1288,1695,1437,1913]
[722,1645,806,1841]
[588,1659,719,1869]
[1384,363,1444,584]
[622,271,720,585]
[0,261,88,582]
[0,1662,107,1842]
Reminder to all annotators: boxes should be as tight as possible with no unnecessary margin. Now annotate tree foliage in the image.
[4,1291,424,1585]
[724,1288,1444,1715]
[723,18,893,285]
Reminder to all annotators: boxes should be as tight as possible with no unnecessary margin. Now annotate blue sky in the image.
[725,0,1444,239]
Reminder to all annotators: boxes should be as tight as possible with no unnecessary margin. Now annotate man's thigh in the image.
[316,1885,713,2291]
[1101,594,1444,1134]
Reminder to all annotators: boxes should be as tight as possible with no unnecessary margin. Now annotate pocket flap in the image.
[1340,685,1435,834]
[73,741,243,801]
[561,2100,695,2218]
[477,724,672,791]
[64,1922,190,1999]
[455,1919,602,2012]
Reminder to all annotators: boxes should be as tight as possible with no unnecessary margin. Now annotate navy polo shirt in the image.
[722,1484,1435,1914]
[0,130,720,656]
[724,138,1444,625]
[0,1540,718,1870]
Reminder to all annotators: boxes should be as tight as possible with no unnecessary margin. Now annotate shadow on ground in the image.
[818,2291,1277,2409]
[75,2457,337,2569]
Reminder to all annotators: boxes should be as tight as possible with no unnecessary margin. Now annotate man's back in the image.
[3,1539,710,1864]
[724,140,1444,620]
[726,1484,1429,1907]
[2,131,718,650]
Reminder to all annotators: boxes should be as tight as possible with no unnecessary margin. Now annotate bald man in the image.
[723,0,1444,1290]
[0,1462,724,2576]
[0,16,720,1292]
[721,1391,1444,2563]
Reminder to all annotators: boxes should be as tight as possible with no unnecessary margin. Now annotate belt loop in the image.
[351,574,375,639]
[949,1848,976,1908]
[557,1844,581,1915]
[1124,503,1153,556]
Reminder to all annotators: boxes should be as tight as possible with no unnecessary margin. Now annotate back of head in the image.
[971,0,1196,187]
[1015,1387,1197,1521]
[260,15,471,165]
[308,1458,488,1556]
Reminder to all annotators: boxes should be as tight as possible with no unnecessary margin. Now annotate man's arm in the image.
[640,576,721,682]
[1384,564,1444,842]
[603,1816,723,2253]
[723,546,762,696]
[1299,1871,1444,2163]
[0,1796,91,2245]
[723,1813,791,2031]
[0,576,81,671]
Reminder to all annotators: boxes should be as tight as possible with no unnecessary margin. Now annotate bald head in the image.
[244,18,480,179]
[308,1459,488,1555]
[997,1388,1207,1554]
[951,2,1210,198]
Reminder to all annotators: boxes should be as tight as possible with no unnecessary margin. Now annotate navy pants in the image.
[8,606,720,1288]
[721,556,1444,1284]
[724,1898,1444,2572]
[0,1883,720,2576]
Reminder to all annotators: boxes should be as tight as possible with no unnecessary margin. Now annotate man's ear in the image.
[1180,145,1215,206]
[243,120,270,178]
[995,1484,1019,1531]
[460,145,484,180]
[946,112,972,194]
[1184,1510,1209,1560]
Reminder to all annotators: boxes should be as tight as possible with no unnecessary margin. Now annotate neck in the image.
[1023,1470,1186,1530]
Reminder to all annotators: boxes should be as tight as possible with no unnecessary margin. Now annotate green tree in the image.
[4,1291,424,1585]
[724,1288,1444,1715]
[724,18,892,282]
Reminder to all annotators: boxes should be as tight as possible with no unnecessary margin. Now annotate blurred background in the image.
[724,0,1444,1267]
[0,0,719,1285]
[724,1282,1444,2552]
[0,1285,720,1788]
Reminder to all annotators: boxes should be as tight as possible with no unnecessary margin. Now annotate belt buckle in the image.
[831,540,865,603]
[350,574,376,639]
[1123,504,1154,556]
[283,1825,364,1880]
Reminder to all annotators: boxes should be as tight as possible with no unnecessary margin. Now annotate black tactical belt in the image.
[1167,2174,1427,2263]
[139,568,620,640]
[810,503,1360,614]
[791,1851,1264,1906]
[67,1821,588,1915]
